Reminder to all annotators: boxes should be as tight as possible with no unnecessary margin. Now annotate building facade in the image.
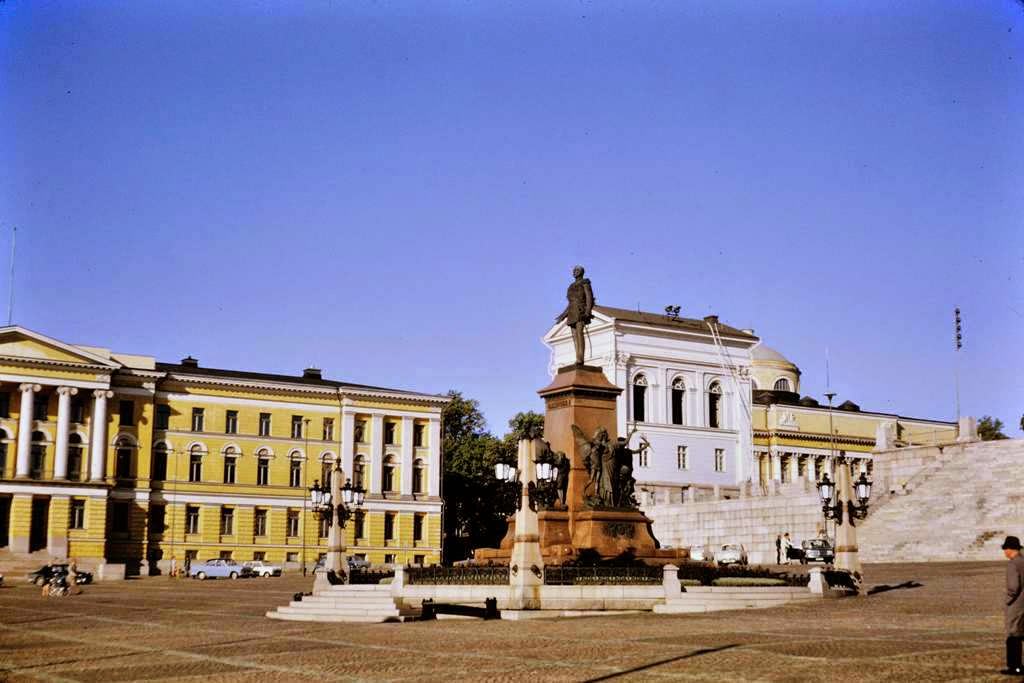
[544,306,957,505]
[0,326,447,573]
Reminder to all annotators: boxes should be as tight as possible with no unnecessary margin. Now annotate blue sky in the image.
[2,1,1022,435]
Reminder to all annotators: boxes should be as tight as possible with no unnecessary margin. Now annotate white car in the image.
[689,545,715,563]
[243,560,282,577]
[716,544,748,566]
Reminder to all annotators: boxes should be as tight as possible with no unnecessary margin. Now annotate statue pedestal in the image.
[473,364,685,565]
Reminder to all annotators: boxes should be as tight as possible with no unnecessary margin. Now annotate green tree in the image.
[507,410,544,441]
[978,415,1009,441]
[1019,413,1023,434]
[441,391,517,563]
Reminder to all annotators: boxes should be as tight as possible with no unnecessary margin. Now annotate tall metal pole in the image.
[825,391,837,542]
[954,307,962,425]
[301,417,311,577]
[7,226,16,325]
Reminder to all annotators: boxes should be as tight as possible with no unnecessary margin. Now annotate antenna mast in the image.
[6,227,15,325]
[954,307,962,423]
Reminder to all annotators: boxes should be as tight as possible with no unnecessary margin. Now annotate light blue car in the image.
[189,559,251,580]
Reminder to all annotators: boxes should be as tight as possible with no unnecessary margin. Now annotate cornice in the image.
[0,355,112,374]
[753,429,875,447]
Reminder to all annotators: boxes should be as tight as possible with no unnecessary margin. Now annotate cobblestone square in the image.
[0,562,1011,681]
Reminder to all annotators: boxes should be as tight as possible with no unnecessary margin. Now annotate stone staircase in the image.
[266,584,419,623]
[654,585,820,614]
[859,439,1024,562]
[0,549,63,580]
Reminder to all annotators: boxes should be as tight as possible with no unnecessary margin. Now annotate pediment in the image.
[0,326,121,368]
[542,310,615,342]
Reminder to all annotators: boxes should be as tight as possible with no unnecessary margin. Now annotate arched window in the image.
[30,431,47,479]
[632,374,648,422]
[773,378,792,392]
[68,433,85,481]
[115,438,135,480]
[222,446,238,484]
[151,443,167,482]
[256,448,270,486]
[189,445,204,482]
[412,458,425,495]
[383,455,397,492]
[353,455,367,489]
[321,456,333,488]
[708,381,723,429]
[671,377,685,425]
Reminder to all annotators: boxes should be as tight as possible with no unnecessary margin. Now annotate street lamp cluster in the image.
[308,464,365,585]
[309,477,365,527]
[817,470,872,526]
[494,446,559,511]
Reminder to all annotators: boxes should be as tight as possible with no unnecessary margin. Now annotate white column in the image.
[369,414,384,494]
[400,416,414,496]
[790,453,801,482]
[14,383,40,478]
[341,410,355,484]
[770,452,782,482]
[52,386,78,480]
[89,390,113,482]
[428,417,441,497]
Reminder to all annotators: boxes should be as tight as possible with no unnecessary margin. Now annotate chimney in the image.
[703,315,719,325]
[181,356,199,368]
[742,328,755,335]
[303,367,323,380]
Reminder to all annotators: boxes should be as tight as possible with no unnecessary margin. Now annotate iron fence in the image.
[676,562,809,587]
[349,568,394,585]
[543,565,662,586]
[406,565,510,585]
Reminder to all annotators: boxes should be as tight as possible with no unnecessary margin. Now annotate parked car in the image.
[801,538,835,565]
[689,545,715,563]
[716,544,748,566]
[26,564,92,585]
[348,557,371,571]
[189,559,251,580]
[242,560,282,577]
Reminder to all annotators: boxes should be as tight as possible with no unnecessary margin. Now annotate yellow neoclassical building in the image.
[0,326,447,574]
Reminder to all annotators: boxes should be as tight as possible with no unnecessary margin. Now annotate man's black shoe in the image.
[999,668,1023,675]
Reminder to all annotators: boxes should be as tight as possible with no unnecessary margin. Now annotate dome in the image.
[751,344,793,364]
[750,342,801,394]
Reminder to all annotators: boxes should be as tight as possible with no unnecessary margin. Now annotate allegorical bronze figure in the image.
[555,265,595,366]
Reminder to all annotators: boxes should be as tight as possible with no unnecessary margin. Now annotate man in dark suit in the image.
[1002,536,1024,676]
[555,265,595,366]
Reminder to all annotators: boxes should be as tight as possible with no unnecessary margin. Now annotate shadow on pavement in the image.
[867,580,923,596]
[583,644,740,681]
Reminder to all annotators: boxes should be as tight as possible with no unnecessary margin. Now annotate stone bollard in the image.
[662,564,681,599]
[808,567,825,595]
[391,565,405,601]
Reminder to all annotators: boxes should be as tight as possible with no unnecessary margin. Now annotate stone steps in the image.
[266,584,415,623]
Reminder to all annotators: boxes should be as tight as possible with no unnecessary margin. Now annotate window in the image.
[638,449,649,468]
[773,378,792,392]
[71,397,85,424]
[677,445,688,470]
[33,394,49,421]
[384,512,396,543]
[69,499,86,530]
[0,392,9,418]
[413,554,425,566]
[116,444,133,479]
[289,459,302,488]
[708,382,722,429]
[151,445,167,482]
[286,552,298,563]
[286,509,300,538]
[185,549,198,561]
[319,516,330,538]
[68,435,84,481]
[0,442,6,477]
[253,508,268,536]
[185,506,200,534]
[223,450,237,484]
[188,446,203,482]
[30,433,45,479]
[111,501,130,534]
[413,424,425,448]
[384,553,396,565]
[155,405,170,430]
[353,455,366,489]
[413,513,425,543]
[323,418,334,442]
[384,422,397,445]
[256,452,270,486]
[291,416,304,439]
[632,375,647,422]
[354,510,365,540]
[220,506,234,535]
[383,456,396,493]
[714,448,726,472]
[219,550,233,560]
[412,458,425,495]
[671,377,685,425]
[354,419,367,443]
[191,407,205,432]
[149,504,165,536]
[253,551,265,561]
[225,410,238,434]
[119,400,134,426]
[321,460,332,488]
[259,413,271,437]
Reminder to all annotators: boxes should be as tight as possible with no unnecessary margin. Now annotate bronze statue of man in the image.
[555,265,595,366]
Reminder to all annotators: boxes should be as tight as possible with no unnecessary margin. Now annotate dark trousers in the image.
[775,547,780,564]
[1007,636,1022,671]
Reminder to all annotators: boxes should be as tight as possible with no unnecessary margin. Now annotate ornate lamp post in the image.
[309,460,365,590]
[495,445,559,511]
[817,465,872,575]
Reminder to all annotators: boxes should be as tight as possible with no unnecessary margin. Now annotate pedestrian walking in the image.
[783,533,793,565]
[775,534,782,564]
[1002,536,1024,676]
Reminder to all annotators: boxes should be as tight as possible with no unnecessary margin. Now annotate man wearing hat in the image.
[1002,535,1024,675]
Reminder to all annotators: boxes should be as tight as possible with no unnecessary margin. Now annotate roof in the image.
[154,361,446,400]
[593,305,758,341]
